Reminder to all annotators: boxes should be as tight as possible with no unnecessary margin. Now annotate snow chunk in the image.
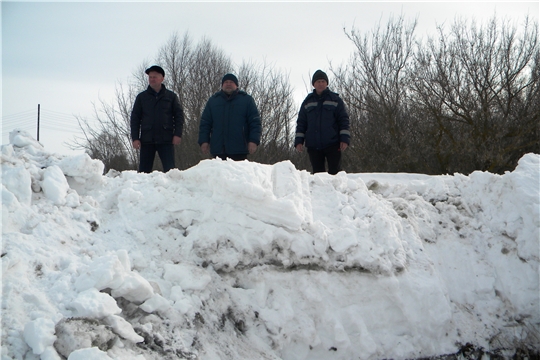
[103,315,144,343]
[110,271,154,303]
[67,347,114,360]
[1,164,32,206]
[23,317,57,355]
[59,153,104,192]
[42,165,69,205]
[271,160,313,225]
[40,347,63,360]
[507,153,540,261]
[9,129,44,150]
[69,288,121,318]
[182,159,309,230]
[139,294,171,313]
[75,252,129,292]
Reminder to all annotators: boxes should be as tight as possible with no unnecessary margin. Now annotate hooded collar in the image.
[220,89,239,100]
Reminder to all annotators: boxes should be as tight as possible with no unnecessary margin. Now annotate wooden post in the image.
[37,104,40,141]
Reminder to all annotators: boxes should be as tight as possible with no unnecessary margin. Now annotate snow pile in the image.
[1,129,539,360]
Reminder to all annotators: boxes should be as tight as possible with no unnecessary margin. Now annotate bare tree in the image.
[331,13,538,175]
[238,60,297,164]
[331,14,419,173]
[86,131,131,172]
[410,15,539,173]
[69,82,140,172]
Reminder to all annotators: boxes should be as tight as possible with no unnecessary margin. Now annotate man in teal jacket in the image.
[198,74,261,161]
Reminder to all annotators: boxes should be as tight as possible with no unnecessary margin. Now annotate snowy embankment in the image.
[1,129,539,360]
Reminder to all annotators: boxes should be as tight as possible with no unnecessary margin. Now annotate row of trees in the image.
[334,15,539,174]
[73,14,538,175]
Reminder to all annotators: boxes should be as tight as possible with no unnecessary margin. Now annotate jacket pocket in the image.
[323,104,337,112]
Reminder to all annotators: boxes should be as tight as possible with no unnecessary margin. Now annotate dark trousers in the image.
[214,154,247,161]
[139,143,175,173]
[307,144,342,175]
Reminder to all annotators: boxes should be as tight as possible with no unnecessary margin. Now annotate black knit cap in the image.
[311,69,329,86]
[145,65,165,77]
[222,73,239,87]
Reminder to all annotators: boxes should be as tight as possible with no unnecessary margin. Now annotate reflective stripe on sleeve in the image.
[323,101,338,107]
[304,102,317,110]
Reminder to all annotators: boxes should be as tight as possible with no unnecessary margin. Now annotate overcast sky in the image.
[2,1,538,155]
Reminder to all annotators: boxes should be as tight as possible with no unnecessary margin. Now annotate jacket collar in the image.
[313,88,330,97]
[221,89,239,99]
[309,88,331,100]
[147,84,166,96]
[215,89,246,99]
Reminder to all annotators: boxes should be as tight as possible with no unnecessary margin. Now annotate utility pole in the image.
[37,104,40,141]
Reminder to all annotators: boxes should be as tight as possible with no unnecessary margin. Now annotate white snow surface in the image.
[1,129,539,360]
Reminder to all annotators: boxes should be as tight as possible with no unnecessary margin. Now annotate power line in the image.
[2,109,36,119]
[43,108,79,116]
[2,117,35,127]
[40,116,81,131]
[2,105,87,142]
[3,108,82,123]
[2,111,36,127]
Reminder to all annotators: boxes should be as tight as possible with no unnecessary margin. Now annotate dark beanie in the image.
[311,70,329,86]
[145,65,165,77]
[222,73,239,87]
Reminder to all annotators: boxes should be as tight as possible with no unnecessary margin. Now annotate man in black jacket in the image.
[294,70,350,175]
[198,73,261,161]
[130,65,185,173]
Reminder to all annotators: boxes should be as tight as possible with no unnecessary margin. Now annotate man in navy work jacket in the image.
[198,73,261,161]
[130,65,185,173]
[294,70,350,175]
